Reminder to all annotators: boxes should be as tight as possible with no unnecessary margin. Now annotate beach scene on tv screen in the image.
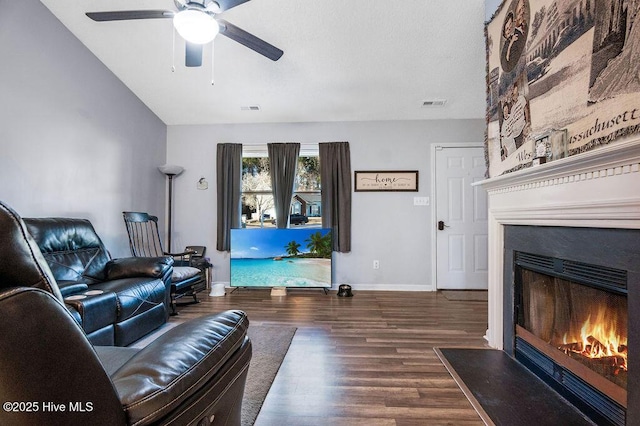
[231,228,332,288]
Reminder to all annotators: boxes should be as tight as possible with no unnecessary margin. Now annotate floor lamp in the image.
[158,164,185,252]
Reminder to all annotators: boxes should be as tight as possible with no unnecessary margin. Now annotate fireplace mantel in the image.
[476,137,640,349]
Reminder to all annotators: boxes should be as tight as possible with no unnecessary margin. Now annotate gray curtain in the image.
[268,143,300,228]
[319,142,351,252]
[216,143,242,251]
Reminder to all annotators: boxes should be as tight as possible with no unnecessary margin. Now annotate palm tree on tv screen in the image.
[285,241,301,257]
[305,232,331,258]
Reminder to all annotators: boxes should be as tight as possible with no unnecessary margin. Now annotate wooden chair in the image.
[122,212,209,315]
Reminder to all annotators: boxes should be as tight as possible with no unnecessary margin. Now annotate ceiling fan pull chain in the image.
[210,42,215,85]
[171,27,176,73]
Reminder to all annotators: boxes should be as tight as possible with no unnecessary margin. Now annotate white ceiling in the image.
[40,0,488,126]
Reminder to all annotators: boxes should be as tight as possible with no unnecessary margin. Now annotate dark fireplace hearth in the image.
[504,226,640,426]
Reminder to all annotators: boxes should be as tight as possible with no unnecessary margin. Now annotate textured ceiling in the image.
[40,0,487,125]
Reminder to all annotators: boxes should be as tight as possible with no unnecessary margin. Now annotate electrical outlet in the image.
[373,260,380,269]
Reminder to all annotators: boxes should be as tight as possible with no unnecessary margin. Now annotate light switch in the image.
[413,197,430,206]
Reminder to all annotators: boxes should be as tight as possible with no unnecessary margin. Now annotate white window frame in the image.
[241,143,321,227]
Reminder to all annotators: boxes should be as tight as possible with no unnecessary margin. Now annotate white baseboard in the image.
[210,282,435,292]
[332,283,436,291]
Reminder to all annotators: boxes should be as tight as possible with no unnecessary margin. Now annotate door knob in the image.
[438,220,449,231]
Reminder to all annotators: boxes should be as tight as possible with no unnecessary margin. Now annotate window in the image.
[241,146,321,228]
[241,156,273,227]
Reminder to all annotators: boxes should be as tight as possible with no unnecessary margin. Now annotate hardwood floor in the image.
[175,289,489,425]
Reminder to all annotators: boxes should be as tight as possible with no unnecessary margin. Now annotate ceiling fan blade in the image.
[86,10,174,22]
[218,19,283,61]
[185,42,204,67]
[215,0,251,12]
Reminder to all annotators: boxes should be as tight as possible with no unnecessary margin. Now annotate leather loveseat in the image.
[23,217,172,346]
[0,200,252,425]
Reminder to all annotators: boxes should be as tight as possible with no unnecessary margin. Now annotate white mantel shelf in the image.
[475,136,640,349]
[478,137,640,186]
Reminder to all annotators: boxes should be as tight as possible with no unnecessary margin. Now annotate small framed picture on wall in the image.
[354,171,419,192]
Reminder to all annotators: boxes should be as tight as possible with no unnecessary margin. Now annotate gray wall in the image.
[0,0,487,288]
[167,119,485,290]
[486,0,503,21]
[0,0,167,256]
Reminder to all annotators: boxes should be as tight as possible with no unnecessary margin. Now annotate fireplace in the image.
[477,138,640,424]
[503,225,639,426]
[517,265,628,393]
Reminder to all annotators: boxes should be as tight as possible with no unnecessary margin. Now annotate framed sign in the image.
[354,171,419,192]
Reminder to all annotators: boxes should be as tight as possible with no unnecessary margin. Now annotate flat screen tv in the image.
[230,228,332,288]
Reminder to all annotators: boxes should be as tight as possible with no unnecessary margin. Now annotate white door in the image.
[434,145,488,289]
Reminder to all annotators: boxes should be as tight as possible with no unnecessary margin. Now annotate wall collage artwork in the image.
[485,0,640,177]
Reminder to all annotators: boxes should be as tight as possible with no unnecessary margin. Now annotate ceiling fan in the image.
[86,0,283,67]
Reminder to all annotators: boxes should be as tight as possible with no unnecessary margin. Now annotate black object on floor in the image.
[337,284,353,297]
[435,348,596,426]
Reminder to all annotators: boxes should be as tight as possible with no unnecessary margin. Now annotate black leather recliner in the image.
[23,217,172,346]
[0,201,252,425]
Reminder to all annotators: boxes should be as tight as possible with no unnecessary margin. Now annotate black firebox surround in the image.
[503,225,640,425]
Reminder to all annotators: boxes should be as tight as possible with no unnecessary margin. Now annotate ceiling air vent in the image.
[421,99,447,107]
[241,105,261,111]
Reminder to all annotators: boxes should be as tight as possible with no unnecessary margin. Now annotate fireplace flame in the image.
[560,310,627,372]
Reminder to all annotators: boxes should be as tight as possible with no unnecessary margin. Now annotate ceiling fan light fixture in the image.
[205,1,221,13]
[173,9,219,44]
